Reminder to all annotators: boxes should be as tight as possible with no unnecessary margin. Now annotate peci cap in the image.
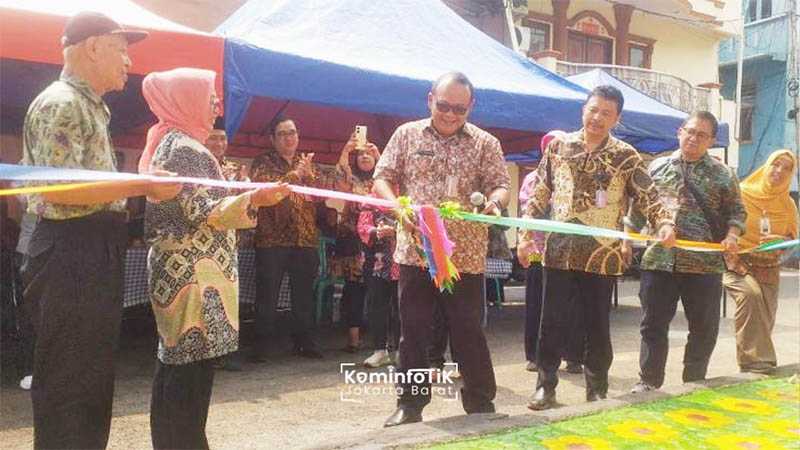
[62,11,148,48]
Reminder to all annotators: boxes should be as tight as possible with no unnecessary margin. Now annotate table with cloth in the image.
[123,247,291,311]
[124,249,513,322]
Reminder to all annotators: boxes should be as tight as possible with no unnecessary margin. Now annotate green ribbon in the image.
[456,211,628,240]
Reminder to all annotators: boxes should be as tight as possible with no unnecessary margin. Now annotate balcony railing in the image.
[555,62,711,113]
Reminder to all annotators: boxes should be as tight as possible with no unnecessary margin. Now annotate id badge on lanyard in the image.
[445,175,459,198]
[595,189,607,208]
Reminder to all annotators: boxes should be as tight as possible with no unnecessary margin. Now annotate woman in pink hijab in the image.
[139,68,289,449]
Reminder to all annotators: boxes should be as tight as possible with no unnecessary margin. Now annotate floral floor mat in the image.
[429,377,800,449]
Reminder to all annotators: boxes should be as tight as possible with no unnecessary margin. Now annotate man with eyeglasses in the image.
[249,116,324,361]
[373,71,510,427]
[628,111,746,394]
[518,85,677,411]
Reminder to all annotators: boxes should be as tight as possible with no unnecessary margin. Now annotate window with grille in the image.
[760,0,772,19]
[528,21,551,53]
[567,30,612,64]
[628,43,650,68]
[746,0,758,22]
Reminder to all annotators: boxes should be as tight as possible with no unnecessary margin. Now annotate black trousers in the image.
[638,270,722,387]
[150,359,215,450]
[524,264,543,362]
[366,276,399,352]
[563,291,587,364]
[22,212,126,450]
[14,252,35,377]
[341,280,367,328]
[524,264,586,364]
[254,246,319,347]
[396,265,495,412]
[536,268,614,396]
[427,298,455,368]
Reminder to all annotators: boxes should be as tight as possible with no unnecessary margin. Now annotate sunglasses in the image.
[435,101,469,115]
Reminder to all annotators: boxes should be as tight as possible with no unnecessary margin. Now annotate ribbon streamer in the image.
[1,164,796,256]
[417,205,460,293]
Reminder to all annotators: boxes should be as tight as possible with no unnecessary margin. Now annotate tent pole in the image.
[504,0,519,52]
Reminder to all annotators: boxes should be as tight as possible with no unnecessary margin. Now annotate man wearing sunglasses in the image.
[628,111,745,394]
[373,72,510,427]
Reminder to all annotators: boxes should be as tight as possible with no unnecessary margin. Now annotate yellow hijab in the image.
[738,149,799,249]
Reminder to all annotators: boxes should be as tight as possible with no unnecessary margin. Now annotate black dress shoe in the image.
[383,407,422,427]
[528,388,556,411]
[586,391,607,402]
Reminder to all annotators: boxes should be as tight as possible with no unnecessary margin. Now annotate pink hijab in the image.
[138,68,218,173]
[519,130,565,204]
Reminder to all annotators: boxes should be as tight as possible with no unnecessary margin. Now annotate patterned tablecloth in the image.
[125,248,510,309]
[123,247,291,310]
[486,258,512,279]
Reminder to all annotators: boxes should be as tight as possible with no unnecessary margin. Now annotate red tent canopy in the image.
[0,0,224,95]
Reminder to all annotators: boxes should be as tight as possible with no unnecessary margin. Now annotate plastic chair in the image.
[313,237,342,324]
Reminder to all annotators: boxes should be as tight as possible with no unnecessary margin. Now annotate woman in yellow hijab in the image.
[723,149,798,374]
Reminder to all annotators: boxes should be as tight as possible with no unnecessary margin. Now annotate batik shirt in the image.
[250,151,320,249]
[219,157,253,247]
[145,130,257,365]
[374,119,510,274]
[332,164,373,281]
[523,130,672,276]
[358,208,400,281]
[631,151,746,274]
[21,73,125,219]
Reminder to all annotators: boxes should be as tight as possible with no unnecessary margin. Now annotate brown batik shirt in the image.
[374,119,510,274]
[523,130,672,276]
[250,151,320,249]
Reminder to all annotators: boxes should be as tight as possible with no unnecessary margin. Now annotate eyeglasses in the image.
[435,101,469,115]
[681,127,712,141]
[276,129,297,138]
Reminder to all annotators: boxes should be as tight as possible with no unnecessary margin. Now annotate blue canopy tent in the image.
[570,69,729,150]
[508,69,730,165]
[215,0,589,161]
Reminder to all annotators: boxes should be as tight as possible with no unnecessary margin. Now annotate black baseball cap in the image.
[62,11,148,48]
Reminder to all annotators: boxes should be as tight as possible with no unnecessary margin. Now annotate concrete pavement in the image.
[1,271,797,449]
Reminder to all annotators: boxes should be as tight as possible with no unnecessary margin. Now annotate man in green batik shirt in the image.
[20,12,180,449]
[628,111,746,394]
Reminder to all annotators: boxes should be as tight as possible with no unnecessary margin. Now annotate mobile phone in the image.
[354,125,367,149]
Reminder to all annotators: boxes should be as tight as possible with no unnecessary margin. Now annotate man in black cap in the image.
[20,12,180,449]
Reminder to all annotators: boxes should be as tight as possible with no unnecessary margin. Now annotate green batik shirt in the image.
[631,151,746,274]
[21,72,125,219]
